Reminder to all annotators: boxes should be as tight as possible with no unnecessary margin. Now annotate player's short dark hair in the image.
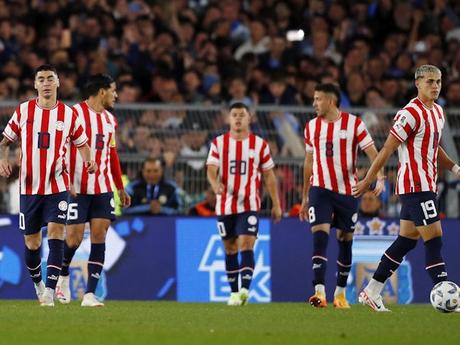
[229,102,250,113]
[314,83,341,106]
[34,64,57,77]
[84,74,114,98]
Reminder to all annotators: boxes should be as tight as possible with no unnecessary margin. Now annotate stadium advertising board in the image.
[1,215,460,303]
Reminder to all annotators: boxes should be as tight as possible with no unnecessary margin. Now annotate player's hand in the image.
[85,160,97,174]
[69,183,77,197]
[352,178,371,198]
[373,178,386,196]
[0,159,12,178]
[455,169,460,180]
[271,204,282,224]
[212,182,224,195]
[150,200,161,214]
[118,189,131,208]
[299,198,309,222]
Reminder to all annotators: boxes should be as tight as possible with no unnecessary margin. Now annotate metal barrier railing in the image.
[1,103,460,216]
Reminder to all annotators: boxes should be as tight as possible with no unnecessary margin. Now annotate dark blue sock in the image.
[46,239,63,289]
[61,242,78,277]
[373,236,417,283]
[336,240,352,287]
[312,231,329,286]
[240,250,255,290]
[25,247,42,284]
[225,253,239,293]
[424,237,448,284]
[86,243,105,293]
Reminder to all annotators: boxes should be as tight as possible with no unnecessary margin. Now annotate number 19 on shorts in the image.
[420,200,437,223]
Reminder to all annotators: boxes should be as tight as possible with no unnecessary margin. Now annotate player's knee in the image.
[91,230,107,243]
[25,238,41,250]
[336,231,353,241]
[239,239,255,251]
[66,235,82,248]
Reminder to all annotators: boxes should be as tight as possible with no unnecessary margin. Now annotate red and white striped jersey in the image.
[2,99,88,195]
[390,97,445,194]
[69,101,118,194]
[206,133,274,215]
[304,112,374,195]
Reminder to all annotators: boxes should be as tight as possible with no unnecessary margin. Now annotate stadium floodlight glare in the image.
[286,30,304,41]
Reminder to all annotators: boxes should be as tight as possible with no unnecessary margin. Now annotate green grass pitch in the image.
[0,301,459,345]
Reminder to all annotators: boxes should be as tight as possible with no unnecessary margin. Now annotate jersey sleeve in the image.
[70,110,88,147]
[206,138,220,166]
[356,117,374,150]
[260,140,275,171]
[304,121,313,153]
[2,106,21,143]
[390,109,418,142]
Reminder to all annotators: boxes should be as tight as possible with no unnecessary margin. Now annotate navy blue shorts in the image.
[400,192,440,226]
[217,211,259,239]
[19,192,69,235]
[308,187,358,232]
[66,192,116,224]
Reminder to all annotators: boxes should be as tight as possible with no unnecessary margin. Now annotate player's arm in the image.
[363,144,386,196]
[0,137,12,177]
[438,147,460,179]
[76,143,97,174]
[299,151,313,222]
[262,168,282,223]
[207,164,224,194]
[110,138,131,207]
[353,134,400,197]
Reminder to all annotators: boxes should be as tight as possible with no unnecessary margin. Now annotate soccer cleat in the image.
[308,292,327,308]
[227,292,241,306]
[34,281,45,302]
[81,293,104,307]
[40,288,55,307]
[333,293,351,309]
[239,288,249,306]
[358,289,390,312]
[55,276,71,304]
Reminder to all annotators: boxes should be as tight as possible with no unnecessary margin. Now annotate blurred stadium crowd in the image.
[1,0,460,216]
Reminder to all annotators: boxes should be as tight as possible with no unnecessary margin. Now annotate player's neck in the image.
[86,98,105,113]
[417,95,435,109]
[322,108,341,122]
[37,97,57,109]
[230,129,249,140]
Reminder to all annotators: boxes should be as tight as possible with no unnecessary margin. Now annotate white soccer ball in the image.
[430,281,460,313]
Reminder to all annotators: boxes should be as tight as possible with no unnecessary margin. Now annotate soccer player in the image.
[0,64,96,307]
[353,65,460,312]
[54,74,131,307]
[299,83,385,309]
[207,102,282,306]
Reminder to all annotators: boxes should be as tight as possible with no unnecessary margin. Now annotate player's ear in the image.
[56,76,60,88]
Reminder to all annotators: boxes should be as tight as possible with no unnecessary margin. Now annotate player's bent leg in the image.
[238,235,256,306]
[334,230,353,309]
[81,218,110,307]
[222,237,240,305]
[360,220,418,312]
[416,221,448,284]
[56,223,86,304]
[309,225,330,308]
